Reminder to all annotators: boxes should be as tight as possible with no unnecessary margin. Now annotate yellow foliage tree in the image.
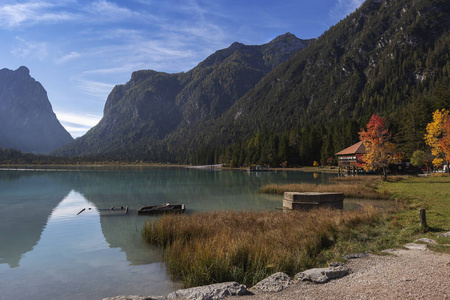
[424,109,449,167]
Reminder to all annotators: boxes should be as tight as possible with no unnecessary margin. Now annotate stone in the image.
[103,296,166,300]
[414,238,437,244]
[283,192,344,210]
[252,272,291,293]
[167,281,251,300]
[381,249,397,253]
[404,243,428,251]
[438,232,450,238]
[295,266,350,284]
[342,253,369,259]
[328,262,344,268]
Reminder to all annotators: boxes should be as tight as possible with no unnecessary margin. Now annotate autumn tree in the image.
[424,109,449,168]
[359,115,397,179]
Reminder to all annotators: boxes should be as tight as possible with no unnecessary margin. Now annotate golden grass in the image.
[142,208,383,287]
[259,179,390,200]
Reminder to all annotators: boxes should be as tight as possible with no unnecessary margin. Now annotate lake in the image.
[0,167,335,299]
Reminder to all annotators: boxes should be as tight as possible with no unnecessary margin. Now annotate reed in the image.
[142,208,382,287]
[259,180,390,199]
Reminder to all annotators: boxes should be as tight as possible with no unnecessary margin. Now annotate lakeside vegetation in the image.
[260,175,390,199]
[142,175,450,288]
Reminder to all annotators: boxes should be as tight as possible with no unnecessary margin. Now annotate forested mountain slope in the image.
[164,0,450,165]
[57,0,449,166]
[55,33,311,156]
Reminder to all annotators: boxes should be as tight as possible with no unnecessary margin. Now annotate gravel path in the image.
[240,248,450,300]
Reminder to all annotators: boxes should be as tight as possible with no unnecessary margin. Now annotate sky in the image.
[0,0,364,138]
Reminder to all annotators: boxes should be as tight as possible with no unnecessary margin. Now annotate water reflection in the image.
[0,173,71,268]
[0,169,335,269]
[0,168,336,299]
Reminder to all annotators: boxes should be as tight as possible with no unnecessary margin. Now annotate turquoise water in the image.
[0,168,335,299]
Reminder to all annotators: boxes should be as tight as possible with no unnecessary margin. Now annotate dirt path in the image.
[240,248,450,300]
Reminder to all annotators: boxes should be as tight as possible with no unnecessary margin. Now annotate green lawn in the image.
[378,175,450,251]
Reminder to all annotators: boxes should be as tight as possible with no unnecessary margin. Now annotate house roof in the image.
[336,141,366,156]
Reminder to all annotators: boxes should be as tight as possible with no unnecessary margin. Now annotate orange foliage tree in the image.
[424,109,449,167]
[359,115,397,179]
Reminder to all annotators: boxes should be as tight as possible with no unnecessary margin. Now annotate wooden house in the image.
[335,141,366,173]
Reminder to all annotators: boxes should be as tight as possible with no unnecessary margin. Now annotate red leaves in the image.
[359,115,397,176]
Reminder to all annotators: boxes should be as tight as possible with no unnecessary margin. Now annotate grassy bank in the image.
[143,208,387,287]
[260,176,391,199]
[142,175,450,288]
[376,175,450,250]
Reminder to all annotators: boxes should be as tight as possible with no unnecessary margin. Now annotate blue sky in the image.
[0,0,363,138]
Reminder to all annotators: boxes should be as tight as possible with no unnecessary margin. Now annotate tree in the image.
[410,150,433,173]
[424,109,449,168]
[395,96,430,158]
[410,150,425,167]
[359,115,397,179]
[439,116,450,172]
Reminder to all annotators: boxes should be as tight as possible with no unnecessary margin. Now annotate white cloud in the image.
[11,37,49,60]
[0,0,147,28]
[56,111,102,127]
[329,0,364,22]
[85,0,136,20]
[56,51,81,64]
[55,111,102,137]
[0,2,75,28]
[72,77,115,99]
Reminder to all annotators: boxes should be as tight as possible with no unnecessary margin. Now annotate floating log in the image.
[138,204,185,215]
[77,208,86,215]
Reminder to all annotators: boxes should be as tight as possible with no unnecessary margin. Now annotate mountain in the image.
[56,0,449,165]
[163,0,450,164]
[55,33,312,156]
[0,66,73,153]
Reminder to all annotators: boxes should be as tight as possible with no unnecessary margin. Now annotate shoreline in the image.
[0,164,339,173]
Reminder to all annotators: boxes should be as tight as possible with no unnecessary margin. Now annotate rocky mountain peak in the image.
[15,66,30,77]
[0,67,73,153]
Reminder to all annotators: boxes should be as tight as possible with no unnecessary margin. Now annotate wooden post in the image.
[419,209,427,228]
[125,206,128,214]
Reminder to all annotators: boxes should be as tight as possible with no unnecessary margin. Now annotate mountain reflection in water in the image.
[0,168,335,299]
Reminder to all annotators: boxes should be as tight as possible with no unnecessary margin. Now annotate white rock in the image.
[168,281,250,300]
[414,238,437,244]
[404,243,428,251]
[252,272,291,292]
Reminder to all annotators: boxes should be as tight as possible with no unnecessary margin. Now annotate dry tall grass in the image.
[142,208,382,287]
[260,177,390,200]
